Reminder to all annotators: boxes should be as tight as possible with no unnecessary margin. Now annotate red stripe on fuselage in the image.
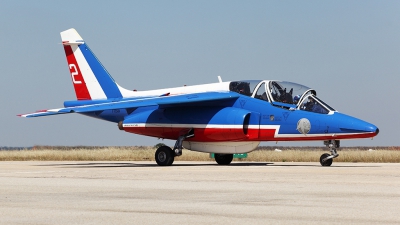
[63,45,91,100]
[123,126,376,142]
[124,127,253,142]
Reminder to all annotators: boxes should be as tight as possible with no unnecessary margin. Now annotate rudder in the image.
[61,28,123,100]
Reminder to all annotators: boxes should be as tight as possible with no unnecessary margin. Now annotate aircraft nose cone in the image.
[336,113,378,137]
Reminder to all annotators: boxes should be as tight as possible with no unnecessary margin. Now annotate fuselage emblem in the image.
[297,118,311,134]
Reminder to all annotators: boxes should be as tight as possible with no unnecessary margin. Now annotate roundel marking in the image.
[297,118,311,134]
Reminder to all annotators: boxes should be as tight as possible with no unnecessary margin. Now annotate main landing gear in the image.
[155,146,175,166]
[214,154,234,165]
[155,129,194,166]
[320,140,340,166]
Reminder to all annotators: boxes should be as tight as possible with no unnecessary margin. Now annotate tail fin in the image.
[61,28,124,100]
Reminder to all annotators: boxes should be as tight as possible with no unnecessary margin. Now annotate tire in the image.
[320,153,333,166]
[155,146,174,166]
[215,154,233,165]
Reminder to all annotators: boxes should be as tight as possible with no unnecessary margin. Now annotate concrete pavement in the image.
[0,161,399,224]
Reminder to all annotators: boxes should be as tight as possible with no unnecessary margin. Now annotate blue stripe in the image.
[78,44,123,99]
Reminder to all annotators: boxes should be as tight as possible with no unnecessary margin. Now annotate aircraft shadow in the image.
[39,162,267,168]
[37,162,380,168]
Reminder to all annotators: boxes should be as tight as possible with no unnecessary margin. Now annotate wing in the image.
[18,92,240,118]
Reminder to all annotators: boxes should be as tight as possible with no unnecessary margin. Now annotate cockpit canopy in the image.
[229,80,261,97]
[229,80,335,114]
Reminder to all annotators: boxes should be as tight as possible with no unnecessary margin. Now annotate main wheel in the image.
[215,154,233,165]
[155,146,174,166]
[320,153,333,166]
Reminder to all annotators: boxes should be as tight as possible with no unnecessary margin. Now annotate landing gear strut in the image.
[154,129,194,166]
[172,128,194,156]
[320,140,340,166]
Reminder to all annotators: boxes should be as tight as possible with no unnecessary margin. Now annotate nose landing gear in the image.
[320,140,340,166]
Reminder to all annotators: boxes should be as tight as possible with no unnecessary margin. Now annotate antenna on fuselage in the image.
[218,76,222,83]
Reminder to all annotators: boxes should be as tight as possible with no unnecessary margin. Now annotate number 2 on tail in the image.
[69,64,82,84]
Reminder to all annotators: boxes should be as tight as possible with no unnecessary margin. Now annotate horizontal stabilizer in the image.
[18,109,71,118]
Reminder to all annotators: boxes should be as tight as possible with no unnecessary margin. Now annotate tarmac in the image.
[0,161,399,225]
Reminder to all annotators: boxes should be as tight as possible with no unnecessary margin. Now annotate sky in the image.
[1,0,399,147]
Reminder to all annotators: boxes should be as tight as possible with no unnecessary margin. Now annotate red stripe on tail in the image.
[63,45,91,100]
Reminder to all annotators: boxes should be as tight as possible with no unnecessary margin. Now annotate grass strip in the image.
[0,148,399,163]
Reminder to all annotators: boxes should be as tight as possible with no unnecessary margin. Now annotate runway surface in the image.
[0,161,399,224]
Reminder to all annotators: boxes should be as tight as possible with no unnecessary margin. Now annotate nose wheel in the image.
[320,153,333,166]
[320,140,340,166]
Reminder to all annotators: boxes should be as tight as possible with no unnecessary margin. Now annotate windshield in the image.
[299,94,335,114]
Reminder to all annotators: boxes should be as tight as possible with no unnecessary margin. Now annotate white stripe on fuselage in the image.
[123,123,249,129]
